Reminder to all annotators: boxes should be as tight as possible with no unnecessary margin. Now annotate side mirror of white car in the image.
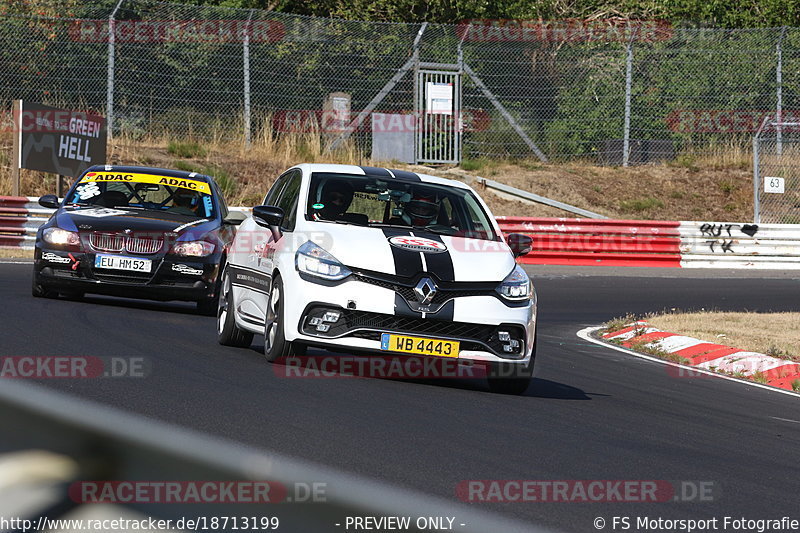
[253,205,285,240]
[506,233,533,258]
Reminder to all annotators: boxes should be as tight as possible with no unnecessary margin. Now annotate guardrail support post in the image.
[753,134,760,223]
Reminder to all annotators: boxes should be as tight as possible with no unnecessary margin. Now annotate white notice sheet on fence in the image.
[426,82,453,115]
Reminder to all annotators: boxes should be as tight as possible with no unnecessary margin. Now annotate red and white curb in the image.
[577,323,800,398]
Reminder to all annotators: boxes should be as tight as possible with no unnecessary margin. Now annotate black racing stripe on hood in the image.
[382,228,423,278]
[417,232,455,282]
[388,169,420,182]
[359,166,392,177]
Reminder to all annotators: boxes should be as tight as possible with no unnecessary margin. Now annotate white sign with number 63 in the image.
[764,176,785,194]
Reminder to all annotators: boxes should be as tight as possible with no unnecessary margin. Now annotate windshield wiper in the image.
[369,223,457,237]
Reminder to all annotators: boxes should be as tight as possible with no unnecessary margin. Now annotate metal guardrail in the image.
[3,196,800,268]
[0,379,543,533]
[496,217,800,268]
[473,177,608,220]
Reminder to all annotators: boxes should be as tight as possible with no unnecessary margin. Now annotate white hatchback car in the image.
[218,164,537,394]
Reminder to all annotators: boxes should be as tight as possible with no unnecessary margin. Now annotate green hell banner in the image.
[15,100,107,178]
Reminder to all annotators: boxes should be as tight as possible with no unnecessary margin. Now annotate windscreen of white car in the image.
[305,173,499,241]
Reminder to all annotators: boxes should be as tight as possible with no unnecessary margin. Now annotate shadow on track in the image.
[73,294,201,316]
[250,343,592,400]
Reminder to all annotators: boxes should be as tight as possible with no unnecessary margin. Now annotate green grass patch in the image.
[170,160,236,197]
[167,141,207,159]
[619,197,664,213]
[460,158,487,172]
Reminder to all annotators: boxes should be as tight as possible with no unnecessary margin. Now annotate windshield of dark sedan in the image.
[65,172,215,219]
[305,173,499,241]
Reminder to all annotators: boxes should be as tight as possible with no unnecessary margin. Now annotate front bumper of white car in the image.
[282,269,536,366]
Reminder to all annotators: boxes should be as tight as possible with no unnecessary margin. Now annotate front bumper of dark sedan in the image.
[33,247,221,302]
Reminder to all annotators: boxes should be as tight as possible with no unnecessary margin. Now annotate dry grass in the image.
[647,311,800,361]
[0,127,754,219]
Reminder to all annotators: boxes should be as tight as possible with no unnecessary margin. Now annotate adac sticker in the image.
[80,172,211,195]
[388,235,447,254]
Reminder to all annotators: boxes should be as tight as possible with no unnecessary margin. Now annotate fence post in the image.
[243,10,254,147]
[753,135,760,223]
[622,39,633,167]
[106,0,124,143]
[776,26,786,156]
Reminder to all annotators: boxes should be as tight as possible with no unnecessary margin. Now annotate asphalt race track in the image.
[2,262,799,532]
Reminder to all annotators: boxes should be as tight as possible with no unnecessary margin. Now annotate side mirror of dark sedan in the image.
[253,205,285,240]
[506,233,533,258]
[39,194,60,209]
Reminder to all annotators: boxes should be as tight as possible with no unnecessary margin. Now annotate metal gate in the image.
[415,70,461,164]
[753,119,800,223]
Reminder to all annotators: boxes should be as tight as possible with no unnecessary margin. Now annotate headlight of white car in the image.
[43,227,80,246]
[295,241,352,281]
[496,264,532,302]
[171,240,215,257]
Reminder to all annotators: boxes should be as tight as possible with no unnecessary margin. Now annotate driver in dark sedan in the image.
[169,189,200,217]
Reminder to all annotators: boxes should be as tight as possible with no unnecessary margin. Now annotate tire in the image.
[217,268,254,348]
[31,272,58,299]
[487,330,537,395]
[263,275,306,362]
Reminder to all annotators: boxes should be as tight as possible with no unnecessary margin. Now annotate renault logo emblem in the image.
[414,278,437,305]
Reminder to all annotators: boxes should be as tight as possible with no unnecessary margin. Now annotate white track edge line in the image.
[0,260,33,264]
[576,326,800,400]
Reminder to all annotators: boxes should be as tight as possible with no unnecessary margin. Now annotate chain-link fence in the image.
[754,121,800,223]
[2,0,800,165]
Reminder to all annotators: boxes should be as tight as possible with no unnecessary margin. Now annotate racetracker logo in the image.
[69,481,329,504]
[1,110,103,134]
[456,480,716,503]
[69,19,285,43]
[455,18,673,43]
[273,355,488,380]
[271,109,491,133]
[665,109,800,133]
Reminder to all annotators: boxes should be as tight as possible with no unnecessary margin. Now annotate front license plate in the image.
[94,254,152,273]
[380,333,459,358]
